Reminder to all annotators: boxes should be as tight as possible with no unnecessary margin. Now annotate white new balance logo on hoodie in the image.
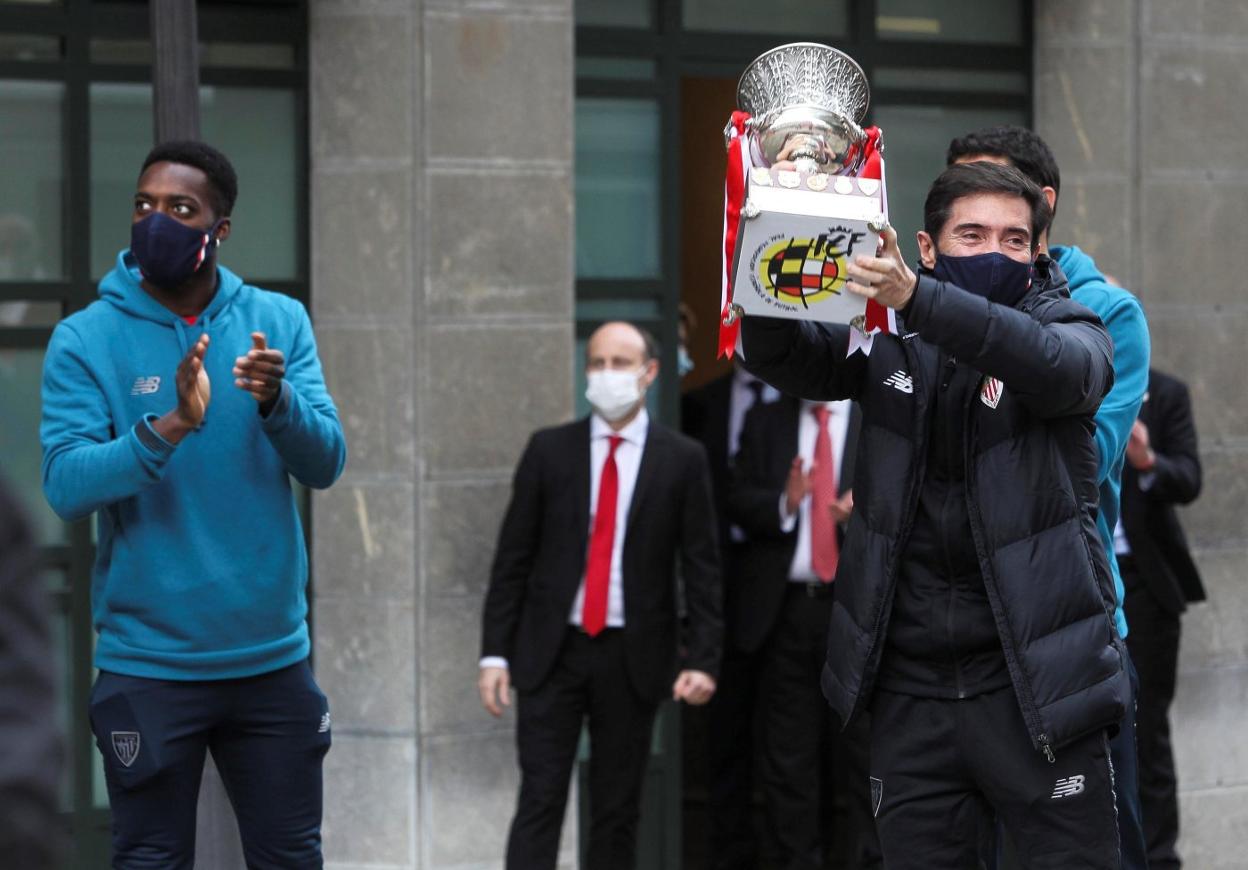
[130,376,161,396]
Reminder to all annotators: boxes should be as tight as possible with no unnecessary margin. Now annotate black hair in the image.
[923,161,1051,249]
[140,140,238,217]
[946,125,1060,226]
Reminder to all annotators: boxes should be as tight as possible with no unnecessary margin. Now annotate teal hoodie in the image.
[41,251,346,679]
[1052,245,1149,639]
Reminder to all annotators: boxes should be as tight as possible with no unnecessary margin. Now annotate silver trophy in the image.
[735,42,870,176]
[727,42,885,327]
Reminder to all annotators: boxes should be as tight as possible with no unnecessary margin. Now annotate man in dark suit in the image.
[728,395,860,870]
[682,366,781,547]
[681,364,779,870]
[479,321,723,870]
[1119,368,1204,870]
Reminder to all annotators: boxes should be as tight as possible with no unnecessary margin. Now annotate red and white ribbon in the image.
[847,125,896,357]
[718,110,752,359]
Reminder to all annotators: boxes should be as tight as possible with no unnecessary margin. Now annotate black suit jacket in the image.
[481,417,723,703]
[681,373,735,547]
[725,396,860,653]
[1121,369,1205,614]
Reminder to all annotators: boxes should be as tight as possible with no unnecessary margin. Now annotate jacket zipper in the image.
[939,355,965,699]
[850,339,932,723]
[960,369,1052,760]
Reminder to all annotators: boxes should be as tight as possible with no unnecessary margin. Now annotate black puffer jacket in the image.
[740,255,1129,759]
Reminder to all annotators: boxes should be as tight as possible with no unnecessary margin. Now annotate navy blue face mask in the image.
[930,251,1034,308]
[130,212,222,291]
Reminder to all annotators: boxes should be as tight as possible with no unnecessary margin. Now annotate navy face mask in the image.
[930,251,1034,308]
[130,212,221,291]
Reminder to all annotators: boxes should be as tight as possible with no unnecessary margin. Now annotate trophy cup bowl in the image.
[736,42,870,175]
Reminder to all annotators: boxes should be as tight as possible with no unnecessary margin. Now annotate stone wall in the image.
[308,1,575,867]
[1036,2,1248,866]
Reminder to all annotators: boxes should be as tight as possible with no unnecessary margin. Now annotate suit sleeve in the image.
[1144,379,1202,505]
[1091,295,1150,484]
[480,434,544,661]
[727,408,791,539]
[679,442,723,679]
[258,304,347,490]
[739,316,868,402]
[41,322,177,521]
[904,274,1114,418]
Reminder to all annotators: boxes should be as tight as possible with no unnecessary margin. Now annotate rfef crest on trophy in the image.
[719,43,889,347]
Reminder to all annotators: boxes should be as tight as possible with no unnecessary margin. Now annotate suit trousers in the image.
[758,585,836,870]
[506,628,658,870]
[1123,561,1184,870]
[705,640,764,870]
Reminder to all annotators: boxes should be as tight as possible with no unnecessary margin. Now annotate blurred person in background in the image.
[727,394,866,869]
[0,476,63,870]
[681,323,780,870]
[480,320,722,870]
[1120,368,1205,870]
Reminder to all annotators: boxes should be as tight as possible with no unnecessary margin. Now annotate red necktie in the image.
[582,435,623,636]
[810,406,839,583]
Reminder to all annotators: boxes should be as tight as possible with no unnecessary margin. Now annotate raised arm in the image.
[41,323,180,520]
[903,273,1114,419]
[253,307,347,490]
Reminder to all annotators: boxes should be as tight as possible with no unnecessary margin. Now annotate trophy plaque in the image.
[726,43,886,328]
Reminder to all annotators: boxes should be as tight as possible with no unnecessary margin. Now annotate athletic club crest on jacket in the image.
[981,376,1004,409]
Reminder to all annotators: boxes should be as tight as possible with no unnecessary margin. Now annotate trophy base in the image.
[730,167,883,326]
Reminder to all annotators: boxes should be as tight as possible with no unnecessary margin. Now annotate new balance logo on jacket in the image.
[883,370,914,394]
[1051,774,1085,799]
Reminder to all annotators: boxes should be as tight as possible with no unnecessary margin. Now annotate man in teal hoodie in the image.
[948,127,1150,868]
[41,141,346,868]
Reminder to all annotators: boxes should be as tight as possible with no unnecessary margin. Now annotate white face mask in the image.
[586,367,646,422]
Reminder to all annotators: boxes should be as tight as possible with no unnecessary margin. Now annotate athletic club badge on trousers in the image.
[111,730,141,768]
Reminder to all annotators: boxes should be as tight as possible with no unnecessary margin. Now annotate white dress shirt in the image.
[567,409,649,628]
[1113,517,1131,556]
[779,400,851,582]
[480,409,649,670]
[1113,465,1158,557]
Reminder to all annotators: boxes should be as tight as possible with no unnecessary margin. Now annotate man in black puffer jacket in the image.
[740,162,1128,869]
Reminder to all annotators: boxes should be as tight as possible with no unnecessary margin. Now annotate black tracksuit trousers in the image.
[868,685,1120,870]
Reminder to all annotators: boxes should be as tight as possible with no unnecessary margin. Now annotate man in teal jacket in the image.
[948,126,1150,869]
[41,140,346,868]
